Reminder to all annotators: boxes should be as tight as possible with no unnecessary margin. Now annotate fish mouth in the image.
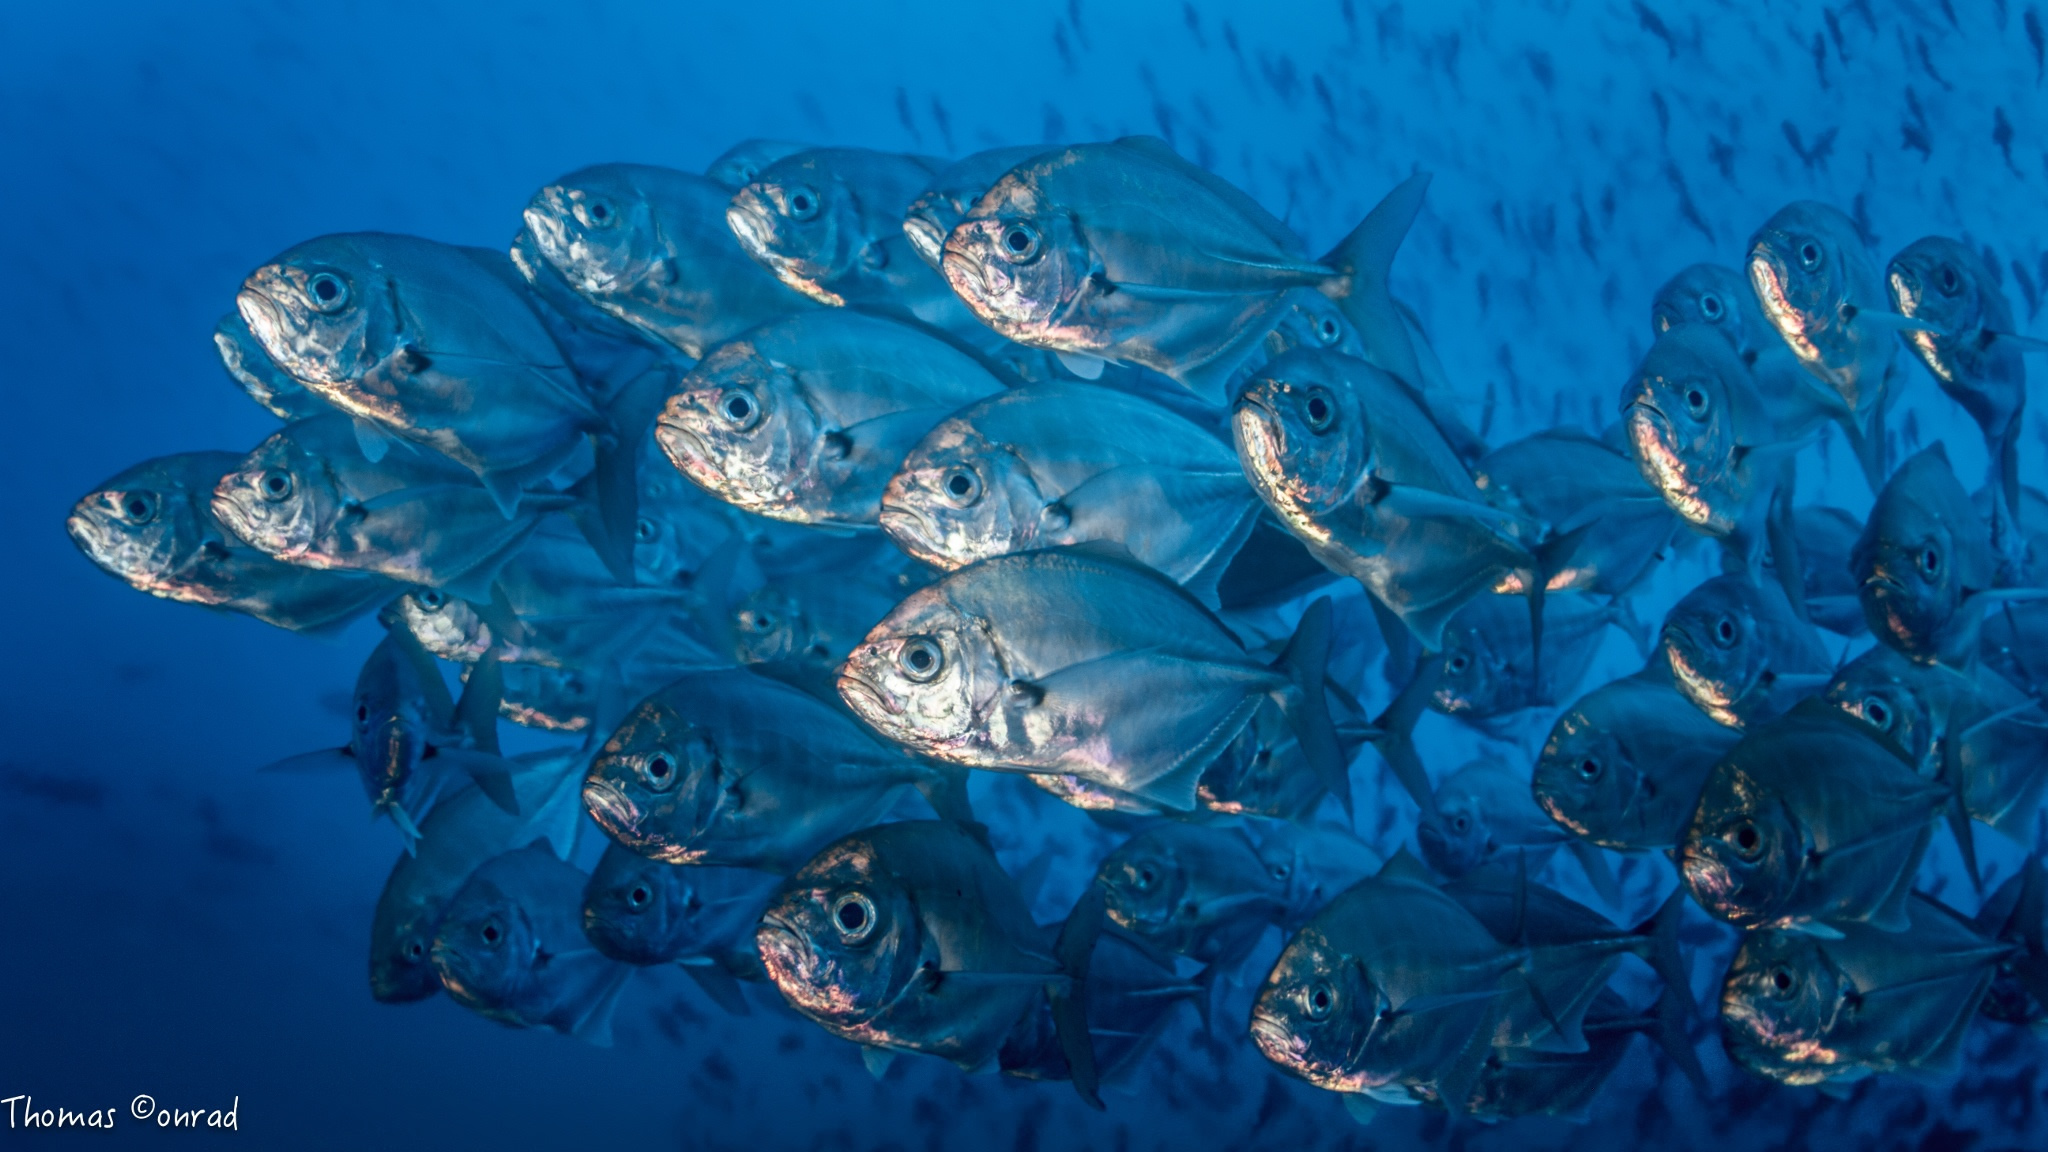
[836,670,898,719]
[901,213,947,270]
[876,501,944,560]
[725,192,778,259]
[581,778,643,837]
[1248,1011,1304,1066]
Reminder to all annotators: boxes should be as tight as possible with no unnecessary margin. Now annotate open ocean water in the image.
[3,1,2046,1148]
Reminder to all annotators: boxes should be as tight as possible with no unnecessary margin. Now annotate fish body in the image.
[215,311,329,420]
[1532,669,1740,851]
[1094,821,1291,966]
[1473,427,1676,599]
[835,548,1340,812]
[1854,444,2005,666]
[67,450,397,633]
[1620,323,1796,538]
[881,380,1258,605]
[432,843,634,1043]
[755,821,1065,1071]
[1430,592,1624,724]
[581,667,946,873]
[518,163,815,359]
[1888,236,2027,456]
[1721,895,2014,1086]
[1678,700,1948,930]
[211,414,561,591]
[1234,350,1531,648]
[1658,571,1833,729]
[237,234,598,507]
[1652,263,1783,359]
[580,843,778,968]
[1418,759,1569,878]
[655,310,1007,527]
[1747,201,1899,430]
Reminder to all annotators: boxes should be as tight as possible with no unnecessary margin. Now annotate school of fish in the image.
[66,133,2048,1126]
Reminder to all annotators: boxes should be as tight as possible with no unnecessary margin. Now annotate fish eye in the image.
[634,517,658,543]
[1797,241,1823,271]
[1446,652,1471,674]
[996,220,1043,265]
[1860,696,1892,730]
[627,884,652,909]
[1768,966,1797,998]
[1449,813,1470,834]
[118,490,160,523]
[1728,819,1764,860]
[415,589,445,612]
[1937,264,1961,296]
[575,196,620,230]
[1699,293,1724,321]
[306,271,351,313]
[939,466,982,507]
[1303,387,1336,432]
[638,751,680,792]
[355,702,369,725]
[831,892,878,943]
[737,607,776,634]
[1271,862,1292,880]
[1133,864,1158,893]
[258,468,295,502]
[1315,316,1341,345]
[1683,387,1710,417]
[1303,981,1336,1021]
[897,636,944,682]
[725,780,746,810]
[737,166,758,184]
[718,388,763,431]
[403,937,426,961]
[1712,615,1739,648]
[784,185,820,222]
[1577,756,1601,780]
[479,918,504,947]
[1919,547,1941,577]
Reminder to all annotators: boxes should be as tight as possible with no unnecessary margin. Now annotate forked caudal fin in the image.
[1319,172,1431,393]
[1271,596,1351,817]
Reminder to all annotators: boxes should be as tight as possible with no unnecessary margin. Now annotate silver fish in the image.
[1430,592,1629,726]
[730,558,931,668]
[835,548,1343,813]
[754,821,1078,1076]
[1747,202,1908,435]
[1652,263,1783,359]
[1417,759,1572,879]
[518,163,815,359]
[581,667,961,873]
[1234,349,1532,648]
[1473,426,1676,600]
[1888,237,2028,465]
[1854,443,2023,667]
[941,137,1431,404]
[903,145,1048,271]
[880,380,1259,606]
[214,311,328,421]
[580,844,778,968]
[705,139,811,190]
[1677,699,1947,931]
[237,233,599,513]
[1720,894,2020,1086]
[1462,991,1656,1123]
[67,450,397,633]
[1658,571,1834,729]
[1532,669,1740,852]
[432,842,634,1043]
[1092,821,1294,967]
[655,310,1007,527]
[210,415,566,592]
[726,147,949,312]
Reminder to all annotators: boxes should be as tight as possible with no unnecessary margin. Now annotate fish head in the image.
[581,844,691,965]
[706,138,811,191]
[520,166,664,297]
[726,154,859,305]
[880,421,1043,570]
[1747,202,1854,373]
[1678,765,1806,928]
[656,338,822,519]
[1886,236,1989,381]
[67,454,230,602]
[391,589,493,664]
[1621,325,1747,534]
[347,644,434,816]
[1853,447,1987,660]
[837,585,1006,758]
[755,836,923,1031]
[209,429,334,564]
[1823,648,1939,774]
[369,898,444,1003]
[1096,831,1202,945]
[904,145,1046,272]
[1232,352,1372,531]
[1651,263,1759,354]
[583,696,730,864]
[431,871,541,1017]
[1416,768,1493,877]
[1532,707,1645,847]
[731,585,804,663]
[1659,575,1769,727]
[1260,289,1365,363]
[1430,624,1505,717]
[1720,927,1856,1085]
[941,173,1094,344]
[1249,923,1385,1093]
[237,235,394,387]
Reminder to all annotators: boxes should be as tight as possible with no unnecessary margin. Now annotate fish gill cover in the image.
[6,0,2048,1148]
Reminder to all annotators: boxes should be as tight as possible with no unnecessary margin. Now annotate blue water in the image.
[2,1,2044,1147]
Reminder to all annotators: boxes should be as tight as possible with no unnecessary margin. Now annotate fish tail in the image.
[1319,172,1431,390]
[914,760,977,824]
[1052,884,1106,1110]
[1271,597,1352,817]
[1763,464,1811,624]
[1649,974,1712,1097]
[1634,888,1694,1014]
[1363,646,1444,827]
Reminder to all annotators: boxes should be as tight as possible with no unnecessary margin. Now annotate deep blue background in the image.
[3,2,2045,1148]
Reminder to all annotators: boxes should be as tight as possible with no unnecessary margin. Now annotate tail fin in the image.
[1366,649,1443,827]
[1319,172,1431,391]
[1634,888,1694,1013]
[1764,465,1811,624]
[1053,885,1107,1110]
[1271,597,1352,817]
[1568,839,1622,909]
[915,760,977,825]
[1649,982,1711,1097]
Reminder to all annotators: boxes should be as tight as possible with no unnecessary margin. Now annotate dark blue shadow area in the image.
[2,2,2044,1149]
